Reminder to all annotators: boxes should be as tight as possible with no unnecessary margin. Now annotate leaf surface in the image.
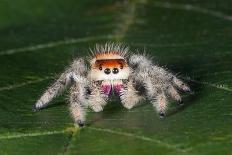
[0,0,231,154]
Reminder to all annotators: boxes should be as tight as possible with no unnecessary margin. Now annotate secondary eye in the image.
[99,66,102,70]
[120,65,123,69]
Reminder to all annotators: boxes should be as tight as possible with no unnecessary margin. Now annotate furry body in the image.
[33,43,190,126]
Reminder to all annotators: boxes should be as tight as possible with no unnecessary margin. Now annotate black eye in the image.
[112,68,119,74]
[99,66,102,70]
[104,68,111,74]
[120,65,123,69]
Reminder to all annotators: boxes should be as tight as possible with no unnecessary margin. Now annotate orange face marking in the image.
[93,59,127,69]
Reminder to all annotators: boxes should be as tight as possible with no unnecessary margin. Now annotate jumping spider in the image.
[33,43,190,127]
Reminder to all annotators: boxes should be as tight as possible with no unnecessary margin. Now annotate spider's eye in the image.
[104,68,111,74]
[112,68,119,74]
[99,66,102,70]
[120,65,123,69]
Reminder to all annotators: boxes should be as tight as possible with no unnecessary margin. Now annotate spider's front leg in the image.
[129,54,191,117]
[69,83,89,127]
[33,58,87,111]
[87,82,108,112]
[119,79,143,110]
[70,82,108,126]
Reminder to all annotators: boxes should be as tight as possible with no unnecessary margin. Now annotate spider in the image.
[33,43,190,127]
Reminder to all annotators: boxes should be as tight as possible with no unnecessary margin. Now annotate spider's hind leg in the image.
[172,77,191,92]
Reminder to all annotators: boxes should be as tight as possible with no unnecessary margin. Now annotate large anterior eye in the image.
[104,68,111,74]
[112,68,119,74]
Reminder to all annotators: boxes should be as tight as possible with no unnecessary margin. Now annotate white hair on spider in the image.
[88,43,131,81]
[33,42,191,127]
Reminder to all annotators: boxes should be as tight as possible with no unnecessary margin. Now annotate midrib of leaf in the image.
[112,0,137,41]
[61,127,79,154]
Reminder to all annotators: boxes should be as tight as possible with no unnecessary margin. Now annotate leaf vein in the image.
[0,130,65,140]
[152,1,232,21]
[88,127,189,153]
[0,76,52,92]
[184,77,232,92]
[0,35,114,56]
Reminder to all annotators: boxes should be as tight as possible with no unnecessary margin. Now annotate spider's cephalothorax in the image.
[33,43,191,127]
[88,44,131,96]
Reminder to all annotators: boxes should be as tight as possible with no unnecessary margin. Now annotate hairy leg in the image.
[69,100,86,127]
[88,82,108,112]
[172,77,191,92]
[128,54,191,116]
[69,82,88,127]
[153,92,167,117]
[167,85,182,103]
[129,54,190,92]
[33,58,87,111]
[120,80,143,109]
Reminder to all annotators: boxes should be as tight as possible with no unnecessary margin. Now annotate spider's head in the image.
[89,43,130,81]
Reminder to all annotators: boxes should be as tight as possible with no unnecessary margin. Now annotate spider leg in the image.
[128,54,191,117]
[141,79,169,116]
[88,82,108,112]
[33,58,87,111]
[120,80,143,109]
[167,85,182,104]
[153,92,168,117]
[70,81,109,126]
[172,77,191,92]
[69,83,88,127]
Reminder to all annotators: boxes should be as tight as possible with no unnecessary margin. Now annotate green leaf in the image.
[0,0,231,154]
